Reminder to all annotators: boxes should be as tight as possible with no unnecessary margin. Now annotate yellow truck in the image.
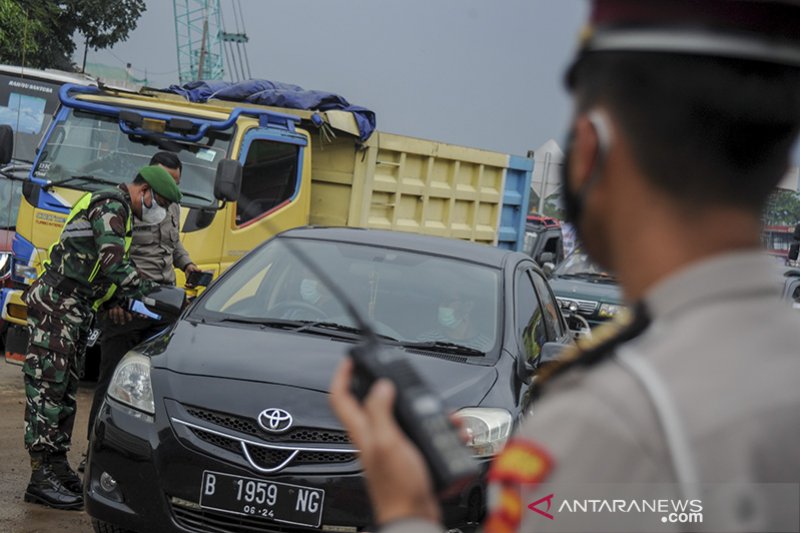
[1,83,532,368]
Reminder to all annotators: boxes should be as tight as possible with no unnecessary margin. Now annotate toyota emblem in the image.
[257,408,293,433]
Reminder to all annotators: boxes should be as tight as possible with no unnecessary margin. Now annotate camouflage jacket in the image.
[44,184,155,309]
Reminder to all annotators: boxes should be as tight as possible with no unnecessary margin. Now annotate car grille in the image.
[177,405,358,474]
[186,406,351,444]
[170,498,327,533]
[573,299,599,315]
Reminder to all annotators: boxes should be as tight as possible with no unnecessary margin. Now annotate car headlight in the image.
[108,352,155,415]
[0,252,10,279]
[13,262,38,283]
[455,408,513,457]
[556,298,579,313]
[598,303,625,319]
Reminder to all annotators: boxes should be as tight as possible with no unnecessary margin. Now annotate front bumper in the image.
[87,397,487,533]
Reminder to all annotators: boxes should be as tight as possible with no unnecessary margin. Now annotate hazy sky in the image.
[77,1,587,157]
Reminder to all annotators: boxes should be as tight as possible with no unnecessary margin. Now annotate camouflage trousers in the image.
[23,279,92,456]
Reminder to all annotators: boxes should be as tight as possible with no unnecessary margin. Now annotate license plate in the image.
[199,471,325,527]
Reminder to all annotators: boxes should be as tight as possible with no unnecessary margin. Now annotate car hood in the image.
[549,276,622,304]
[147,320,498,408]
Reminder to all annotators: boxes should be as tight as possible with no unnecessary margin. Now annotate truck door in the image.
[220,127,310,271]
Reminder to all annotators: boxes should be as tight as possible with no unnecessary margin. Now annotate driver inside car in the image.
[278,277,340,321]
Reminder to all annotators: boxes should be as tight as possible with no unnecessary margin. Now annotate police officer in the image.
[329,1,800,532]
[83,152,199,461]
[22,165,181,510]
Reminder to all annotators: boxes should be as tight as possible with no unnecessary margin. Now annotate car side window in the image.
[236,139,300,226]
[531,271,565,338]
[516,270,547,364]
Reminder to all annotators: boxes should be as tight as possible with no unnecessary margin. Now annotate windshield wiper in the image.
[295,321,399,342]
[571,272,616,282]
[43,174,119,191]
[400,340,485,357]
[215,317,308,329]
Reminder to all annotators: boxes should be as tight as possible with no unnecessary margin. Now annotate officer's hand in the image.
[184,263,200,288]
[330,358,441,526]
[108,305,133,325]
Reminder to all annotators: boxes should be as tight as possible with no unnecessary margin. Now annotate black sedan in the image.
[85,227,571,533]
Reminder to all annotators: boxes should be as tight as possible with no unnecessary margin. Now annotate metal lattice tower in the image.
[173,0,225,83]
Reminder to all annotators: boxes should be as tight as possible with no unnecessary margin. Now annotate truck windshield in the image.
[0,176,22,229]
[33,109,232,208]
[193,237,502,356]
[554,251,615,281]
[0,74,63,164]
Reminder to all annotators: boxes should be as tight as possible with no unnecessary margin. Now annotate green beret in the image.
[138,165,182,203]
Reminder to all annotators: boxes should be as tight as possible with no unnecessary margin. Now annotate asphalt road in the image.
[0,359,93,532]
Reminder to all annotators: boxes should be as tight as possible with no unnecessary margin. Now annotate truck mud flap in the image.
[4,324,28,365]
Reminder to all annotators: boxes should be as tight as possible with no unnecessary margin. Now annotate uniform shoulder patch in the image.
[488,438,554,485]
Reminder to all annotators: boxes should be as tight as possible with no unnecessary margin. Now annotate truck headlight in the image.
[455,408,513,457]
[0,252,10,279]
[108,353,155,415]
[598,303,625,319]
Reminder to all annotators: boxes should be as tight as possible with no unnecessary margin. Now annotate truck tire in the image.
[92,519,134,533]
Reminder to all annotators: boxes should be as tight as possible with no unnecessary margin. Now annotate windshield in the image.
[554,251,615,280]
[33,108,232,208]
[0,176,22,229]
[0,74,62,164]
[193,237,502,355]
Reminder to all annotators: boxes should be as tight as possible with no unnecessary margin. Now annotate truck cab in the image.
[522,214,564,268]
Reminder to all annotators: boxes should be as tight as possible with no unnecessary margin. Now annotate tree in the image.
[0,0,145,71]
[0,0,46,66]
[764,189,800,226]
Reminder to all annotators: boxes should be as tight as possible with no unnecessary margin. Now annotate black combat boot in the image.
[24,454,84,510]
[48,452,84,494]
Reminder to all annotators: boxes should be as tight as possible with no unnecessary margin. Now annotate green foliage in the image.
[0,0,145,70]
[529,190,564,219]
[0,0,45,65]
[764,189,800,226]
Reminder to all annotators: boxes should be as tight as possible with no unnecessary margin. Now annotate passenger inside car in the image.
[417,287,494,353]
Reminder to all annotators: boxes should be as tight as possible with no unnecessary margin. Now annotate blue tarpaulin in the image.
[163,80,376,142]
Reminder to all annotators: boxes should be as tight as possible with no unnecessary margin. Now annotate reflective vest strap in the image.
[43,192,93,269]
[45,190,133,309]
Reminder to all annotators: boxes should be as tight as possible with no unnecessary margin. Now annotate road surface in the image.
[0,358,93,532]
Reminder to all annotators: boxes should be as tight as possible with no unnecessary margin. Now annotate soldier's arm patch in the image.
[487,438,554,485]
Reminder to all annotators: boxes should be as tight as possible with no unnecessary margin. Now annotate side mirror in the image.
[539,342,568,366]
[542,262,555,277]
[0,125,13,166]
[538,252,555,265]
[213,159,242,202]
[142,286,186,321]
[789,243,799,262]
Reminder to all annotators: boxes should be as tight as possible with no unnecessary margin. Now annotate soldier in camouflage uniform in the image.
[22,165,181,510]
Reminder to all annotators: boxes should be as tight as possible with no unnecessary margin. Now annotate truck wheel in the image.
[92,519,134,533]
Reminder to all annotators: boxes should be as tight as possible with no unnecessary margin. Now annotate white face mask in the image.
[141,189,167,225]
[300,278,321,304]
[438,306,462,329]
